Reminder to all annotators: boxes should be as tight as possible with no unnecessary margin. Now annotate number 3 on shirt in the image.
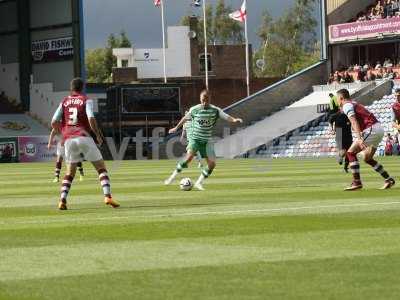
[68,107,78,125]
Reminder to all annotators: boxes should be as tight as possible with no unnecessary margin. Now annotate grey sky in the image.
[83,0,320,50]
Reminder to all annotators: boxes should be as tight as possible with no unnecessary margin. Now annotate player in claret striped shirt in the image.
[165,89,243,190]
[51,78,120,210]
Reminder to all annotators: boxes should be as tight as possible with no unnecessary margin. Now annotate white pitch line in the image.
[3,201,400,227]
[143,201,400,218]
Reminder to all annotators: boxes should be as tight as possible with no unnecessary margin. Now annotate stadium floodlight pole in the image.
[244,2,250,97]
[203,0,209,90]
[161,0,167,83]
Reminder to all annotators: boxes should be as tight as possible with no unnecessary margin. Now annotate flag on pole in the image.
[229,0,246,22]
[229,0,250,96]
[154,0,161,7]
[192,0,201,7]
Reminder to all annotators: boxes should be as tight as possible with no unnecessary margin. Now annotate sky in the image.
[83,0,321,51]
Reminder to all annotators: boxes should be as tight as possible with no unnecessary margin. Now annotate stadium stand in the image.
[250,81,400,159]
[0,93,23,114]
[0,114,50,137]
[214,79,388,158]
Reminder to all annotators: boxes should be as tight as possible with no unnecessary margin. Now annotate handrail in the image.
[223,60,327,112]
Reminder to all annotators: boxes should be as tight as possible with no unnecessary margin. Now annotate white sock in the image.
[170,170,179,180]
[196,174,206,185]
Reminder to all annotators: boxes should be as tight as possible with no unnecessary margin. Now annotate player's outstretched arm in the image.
[218,108,243,124]
[169,115,189,134]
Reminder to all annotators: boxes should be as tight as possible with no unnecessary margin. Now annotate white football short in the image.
[362,123,384,148]
[64,136,102,163]
[56,142,65,158]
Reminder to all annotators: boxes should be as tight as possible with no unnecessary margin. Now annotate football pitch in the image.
[1,157,400,299]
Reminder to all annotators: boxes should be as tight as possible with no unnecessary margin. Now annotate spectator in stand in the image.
[375,61,382,69]
[392,134,400,155]
[384,0,393,18]
[376,67,385,79]
[356,69,365,82]
[365,69,377,81]
[383,58,393,67]
[392,0,400,16]
[385,133,394,156]
[375,1,384,17]
[327,73,334,85]
[333,71,342,84]
[341,71,354,83]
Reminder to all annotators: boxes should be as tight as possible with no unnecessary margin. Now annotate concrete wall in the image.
[29,83,68,125]
[0,58,20,102]
[32,61,74,91]
[214,61,328,137]
[354,79,393,106]
[328,0,376,25]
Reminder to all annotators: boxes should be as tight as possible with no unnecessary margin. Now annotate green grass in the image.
[1,158,400,299]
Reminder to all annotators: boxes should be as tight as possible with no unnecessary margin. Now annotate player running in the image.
[48,129,84,182]
[51,78,119,210]
[337,88,395,190]
[165,89,243,190]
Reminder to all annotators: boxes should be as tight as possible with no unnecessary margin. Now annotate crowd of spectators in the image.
[352,0,400,22]
[328,59,400,84]
[383,132,400,155]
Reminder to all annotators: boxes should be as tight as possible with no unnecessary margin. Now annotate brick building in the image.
[112,16,251,83]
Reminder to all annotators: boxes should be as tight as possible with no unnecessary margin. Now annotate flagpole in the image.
[202,0,209,90]
[244,1,250,97]
[161,0,167,83]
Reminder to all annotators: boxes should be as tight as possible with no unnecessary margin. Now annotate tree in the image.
[180,1,243,45]
[119,30,132,48]
[213,0,243,44]
[85,31,133,83]
[181,4,214,45]
[254,0,320,78]
[86,48,109,83]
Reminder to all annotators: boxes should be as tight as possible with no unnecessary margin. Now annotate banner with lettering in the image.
[329,18,400,43]
[31,36,74,63]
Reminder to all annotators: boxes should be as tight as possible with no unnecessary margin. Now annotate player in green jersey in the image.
[181,111,203,169]
[165,89,243,190]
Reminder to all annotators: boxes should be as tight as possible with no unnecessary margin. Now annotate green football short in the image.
[187,139,215,159]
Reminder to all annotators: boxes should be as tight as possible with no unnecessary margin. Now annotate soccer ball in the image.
[179,178,193,191]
